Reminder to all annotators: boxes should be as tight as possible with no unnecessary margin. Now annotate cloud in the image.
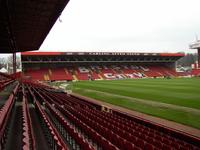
[40,0,200,53]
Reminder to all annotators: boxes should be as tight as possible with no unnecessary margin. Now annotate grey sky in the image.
[40,0,200,53]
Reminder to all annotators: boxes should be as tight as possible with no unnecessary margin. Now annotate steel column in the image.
[13,53,16,73]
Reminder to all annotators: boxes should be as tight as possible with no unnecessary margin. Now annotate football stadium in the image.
[1,0,200,150]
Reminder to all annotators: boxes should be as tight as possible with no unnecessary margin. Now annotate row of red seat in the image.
[33,86,122,150]
[22,87,36,150]
[25,69,48,80]
[33,85,176,150]
[112,110,200,148]
[36,87,120,150]
[48,86,200,149]
[31,86,97,150]
[32,85,95,110]
[77,106,188,150]
[23,81,200,150]
[57,104,120,150]
[50,68,73,81]
[39,88,155,149]
[192,69,200,76]
[83,108,182,148]
[35,84,200,149]
[0,73,14,92]
[0,83,19,149]
[45,100,95,150]
[32,93,69,150]
[24,65,191,81]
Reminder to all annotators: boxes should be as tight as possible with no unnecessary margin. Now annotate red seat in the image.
[162,144,173,150]
[125,142,134,150]
[171,141,180,149]
[144,143,154,150]
[163,138,171,145]
[153,140,163,148]
[136,138,145,149]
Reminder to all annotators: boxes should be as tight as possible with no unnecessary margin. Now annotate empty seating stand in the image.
[20,81,200,150]
[25,69,49,80]
[23,64,189,81]
[50,68,73,81]
[192,69,200,76]
[1,74,200,150]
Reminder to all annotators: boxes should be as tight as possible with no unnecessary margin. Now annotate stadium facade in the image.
[21,51,186,81]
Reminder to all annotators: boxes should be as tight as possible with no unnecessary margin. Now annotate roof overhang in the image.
[21,51,185,57]
[0,0,70,53]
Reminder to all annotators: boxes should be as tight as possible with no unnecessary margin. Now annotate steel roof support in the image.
[12,52,16,73]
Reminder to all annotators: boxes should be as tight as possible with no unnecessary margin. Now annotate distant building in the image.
[0,67,8,73]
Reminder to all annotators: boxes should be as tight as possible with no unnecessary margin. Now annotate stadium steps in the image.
[72,75,78,81]
[64,68,69,74]
[29,106,53,150]
[49,69,52,75]
[64,68,67,73]
[49,68,72,81]
[98,74,104,80]
[44,74,50,80]
[3,103,23,150]
[3,84,40,150]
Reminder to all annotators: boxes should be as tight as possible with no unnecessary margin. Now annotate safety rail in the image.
[45,101,95,150]
[31,86,95,150]
[34,100,68,150]
[33,86,120,150]
[56,102,119,150]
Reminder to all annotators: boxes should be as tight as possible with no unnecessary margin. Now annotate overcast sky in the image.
[40,0,200,53]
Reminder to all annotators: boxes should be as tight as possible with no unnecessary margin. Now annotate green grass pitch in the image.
[69,78,200,129]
